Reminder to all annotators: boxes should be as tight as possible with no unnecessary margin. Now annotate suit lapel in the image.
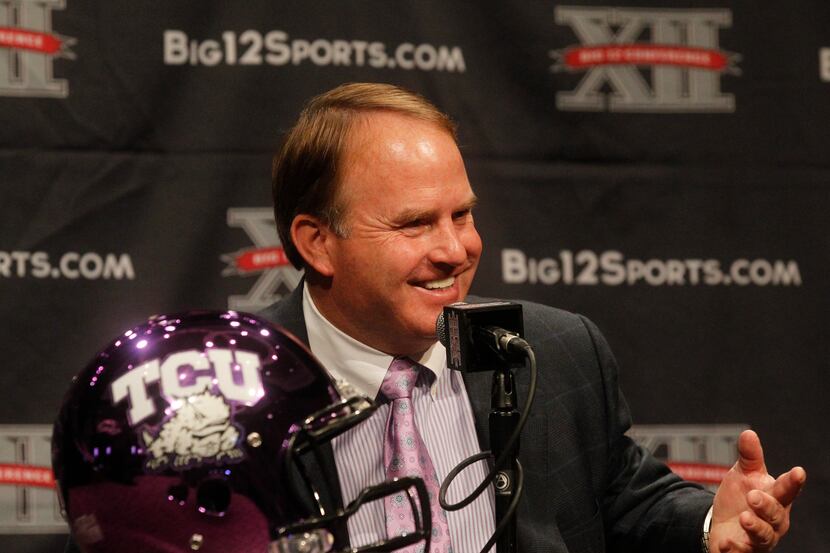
[461,370,493,450]
[261,284,309,345]
[259,284,347,540]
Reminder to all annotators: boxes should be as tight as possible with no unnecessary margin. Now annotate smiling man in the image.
[288,109,481,355]
[262,82,805,553]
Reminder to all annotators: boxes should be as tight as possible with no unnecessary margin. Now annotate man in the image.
[263,82,805,552]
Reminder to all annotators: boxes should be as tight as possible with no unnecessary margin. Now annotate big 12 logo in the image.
[0,0,75,98]
[222,208,303,312]
[552,6,739,113]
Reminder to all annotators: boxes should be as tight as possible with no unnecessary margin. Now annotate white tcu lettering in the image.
[160,350,212,398]
[111,359,161,425]
[207,349,264,404]
[555,6,734,112]
[110,348,264,425]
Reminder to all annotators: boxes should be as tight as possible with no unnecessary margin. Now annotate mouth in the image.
[421,276,455,290]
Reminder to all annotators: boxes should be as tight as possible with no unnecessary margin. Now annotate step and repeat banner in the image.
[1,1,827,551]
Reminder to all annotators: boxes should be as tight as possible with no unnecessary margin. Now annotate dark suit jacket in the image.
[259,286,714,553]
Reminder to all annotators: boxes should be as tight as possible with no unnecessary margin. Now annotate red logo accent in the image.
[668,461,731,484]
[227,247,291,274]
[0,463,56,489]
[562,44,730,72]
[0,27,66,55]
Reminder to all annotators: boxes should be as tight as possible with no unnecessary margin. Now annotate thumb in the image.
[737,429,766,473]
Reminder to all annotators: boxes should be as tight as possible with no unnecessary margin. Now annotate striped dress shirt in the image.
[303,286,496,552]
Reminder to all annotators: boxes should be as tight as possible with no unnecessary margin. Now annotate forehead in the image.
[338,112,465,197]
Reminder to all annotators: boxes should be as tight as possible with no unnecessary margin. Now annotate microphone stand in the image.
[489,367,519,553]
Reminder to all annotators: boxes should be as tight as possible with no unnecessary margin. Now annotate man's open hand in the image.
[709,430,806,552]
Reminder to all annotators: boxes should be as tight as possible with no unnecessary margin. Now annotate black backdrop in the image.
[1,1,827,551]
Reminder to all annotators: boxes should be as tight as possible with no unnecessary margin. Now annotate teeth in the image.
[424,276,455,290]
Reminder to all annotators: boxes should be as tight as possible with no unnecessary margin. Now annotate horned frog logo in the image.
[142,391,244,471]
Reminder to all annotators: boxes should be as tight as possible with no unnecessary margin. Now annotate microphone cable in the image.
[438,343,537,553]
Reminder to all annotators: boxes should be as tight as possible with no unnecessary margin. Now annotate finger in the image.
[741,509,776,550]
[747,489,787,532]
[736,430,766,473]
[717,537,752,553]
[770,466,807,507]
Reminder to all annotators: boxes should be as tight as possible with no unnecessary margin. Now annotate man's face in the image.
[315,111,482,355]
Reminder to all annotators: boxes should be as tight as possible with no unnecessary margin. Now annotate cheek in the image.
[340,240,396,275]
[387,241,430,273]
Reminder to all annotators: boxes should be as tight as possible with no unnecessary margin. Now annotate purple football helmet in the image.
[52,311,431,553]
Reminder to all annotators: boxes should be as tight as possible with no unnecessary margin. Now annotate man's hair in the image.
[272,82,457,269]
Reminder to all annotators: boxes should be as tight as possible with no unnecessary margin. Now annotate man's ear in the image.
[290,214,336,277]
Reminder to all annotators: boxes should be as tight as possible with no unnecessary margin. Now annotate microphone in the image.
[435,301,528,373]
[437,301,533,553]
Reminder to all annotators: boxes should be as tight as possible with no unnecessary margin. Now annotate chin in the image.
[408,315,441,341]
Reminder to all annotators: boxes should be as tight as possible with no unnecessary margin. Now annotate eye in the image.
[452,209,472,222]
[398,219,429,236]
[403,218,427,228]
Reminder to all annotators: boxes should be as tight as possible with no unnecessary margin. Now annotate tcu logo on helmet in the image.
[0,0,75,97]
[222,208,302,312]
[551,6,739,113]
[110,348,265,471]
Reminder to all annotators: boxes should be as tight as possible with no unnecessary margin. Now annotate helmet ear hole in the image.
[196,478,232,517]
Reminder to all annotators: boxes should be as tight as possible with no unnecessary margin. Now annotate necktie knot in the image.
[381,357,419,400]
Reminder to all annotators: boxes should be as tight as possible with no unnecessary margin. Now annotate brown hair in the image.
[271,82,457,268]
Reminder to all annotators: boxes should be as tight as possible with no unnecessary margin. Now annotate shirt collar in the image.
[302,284,446,400]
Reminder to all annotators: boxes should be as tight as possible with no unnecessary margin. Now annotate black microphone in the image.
[437,301,531,553]
[435,301,528,373]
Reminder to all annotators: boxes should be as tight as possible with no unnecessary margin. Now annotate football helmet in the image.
[52,310,431,553]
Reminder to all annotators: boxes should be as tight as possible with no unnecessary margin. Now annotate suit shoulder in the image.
[465,294,606,355]
[513,298,582,324]
[257,301,285,324]
[255,285,309,344]
[257,284,304,324]
[466,294,592,333]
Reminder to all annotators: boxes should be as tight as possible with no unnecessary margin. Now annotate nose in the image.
[428,221,469,267]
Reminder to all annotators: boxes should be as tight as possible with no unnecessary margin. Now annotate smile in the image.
[423,276,455,290]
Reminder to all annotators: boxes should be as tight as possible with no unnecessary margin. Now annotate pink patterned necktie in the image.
[381,357,452,553]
